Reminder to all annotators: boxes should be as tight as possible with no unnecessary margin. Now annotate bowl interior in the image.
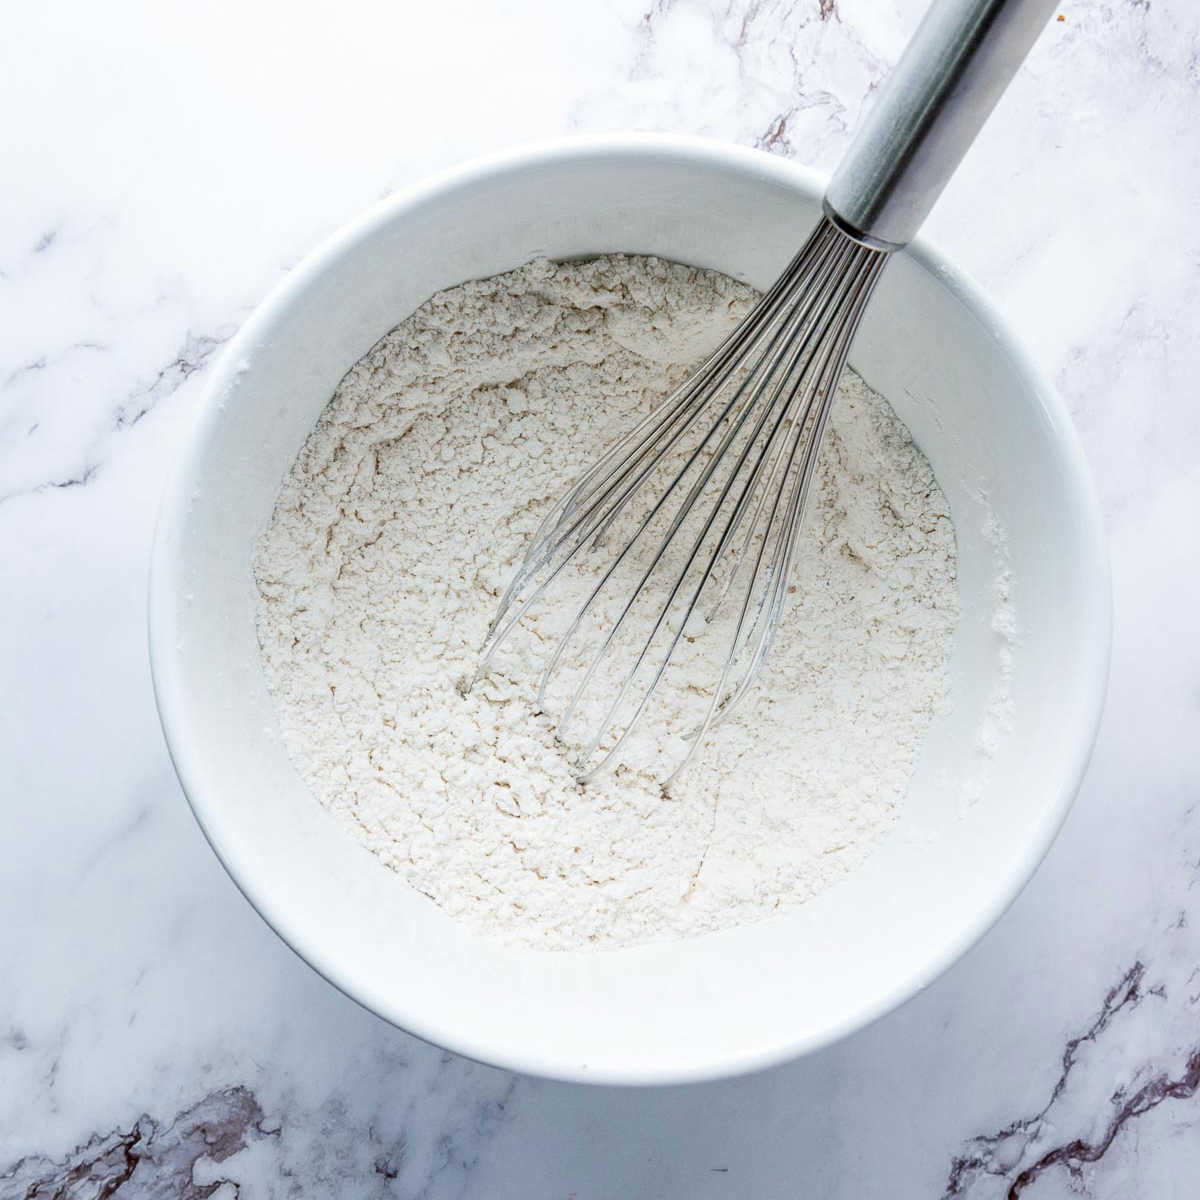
[151,141,1108,1084]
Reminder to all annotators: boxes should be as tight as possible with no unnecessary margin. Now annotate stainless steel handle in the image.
[824,0,1057,249]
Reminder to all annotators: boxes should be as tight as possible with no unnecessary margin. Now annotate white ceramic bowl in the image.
[150,136,1109,1085]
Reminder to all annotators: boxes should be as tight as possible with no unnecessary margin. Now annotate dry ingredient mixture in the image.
[253,255,960,951]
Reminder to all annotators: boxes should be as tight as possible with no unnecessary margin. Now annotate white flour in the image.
[254,255,959,951]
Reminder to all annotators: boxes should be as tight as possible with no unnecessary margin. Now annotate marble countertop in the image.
[3,0,1198,1195]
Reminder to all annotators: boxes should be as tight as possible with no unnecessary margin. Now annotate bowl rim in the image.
[149,132,1112,1085]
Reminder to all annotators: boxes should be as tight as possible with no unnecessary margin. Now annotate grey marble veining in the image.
[2,1,1198,1196]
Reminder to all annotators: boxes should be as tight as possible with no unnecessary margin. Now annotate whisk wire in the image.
[478,223,847,687]
[585,239,890,779]
[571,236,876,777]
[683,246,890,769]
[488,222,834,633]
[475,218,892,780]
[548,229,858,741]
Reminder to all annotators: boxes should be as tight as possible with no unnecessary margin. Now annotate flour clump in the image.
[253,255,959,951]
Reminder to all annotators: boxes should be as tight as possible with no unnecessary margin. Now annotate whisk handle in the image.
[824,0,1057,249]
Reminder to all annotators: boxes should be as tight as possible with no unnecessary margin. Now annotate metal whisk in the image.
[476,0,1057,782]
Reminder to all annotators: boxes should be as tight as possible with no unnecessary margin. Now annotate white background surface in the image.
[2,1,1198,1195]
